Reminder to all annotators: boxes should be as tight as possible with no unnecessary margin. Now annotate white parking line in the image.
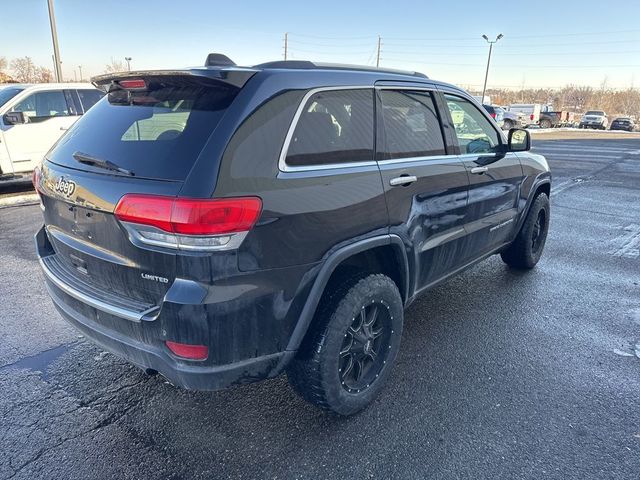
[535,153,620,159]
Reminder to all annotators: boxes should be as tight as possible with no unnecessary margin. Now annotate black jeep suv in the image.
[34,55,550,415]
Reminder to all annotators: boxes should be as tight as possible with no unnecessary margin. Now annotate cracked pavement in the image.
[1,138,639,479]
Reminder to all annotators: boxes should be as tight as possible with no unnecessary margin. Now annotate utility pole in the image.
[376,36,382,67]
[125,57,132,71]
[73,69,77,82]
[78,65,83,81]
[481,34,503,103]
[47,0,63,82]
[283,32,288,61]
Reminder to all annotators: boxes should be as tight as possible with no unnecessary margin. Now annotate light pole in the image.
[78,65,83,81]
[125,57,132,71]
[47,0,63,82]
[481,33,503,103]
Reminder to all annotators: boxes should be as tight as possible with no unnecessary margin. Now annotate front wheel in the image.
[501,193,550,269]
[287,273,403,416]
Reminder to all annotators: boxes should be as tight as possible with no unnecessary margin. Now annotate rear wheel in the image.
[540,119,552,129]
[501,193,550,269]
[287,273,403,416]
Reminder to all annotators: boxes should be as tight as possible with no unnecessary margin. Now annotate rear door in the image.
[4,89,78,172]
[439,90,523,258]
[375,85,470,292]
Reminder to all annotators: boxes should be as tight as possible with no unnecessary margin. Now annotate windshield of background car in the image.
[0,87,24,108]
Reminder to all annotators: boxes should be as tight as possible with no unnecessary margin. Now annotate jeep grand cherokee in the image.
[34,54,551,415]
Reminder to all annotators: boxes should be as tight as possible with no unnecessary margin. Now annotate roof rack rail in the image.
[254,60,316,69]
[205,53,236,67]
[253,60,428,79]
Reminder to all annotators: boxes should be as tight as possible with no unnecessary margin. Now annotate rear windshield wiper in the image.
[72,151,135,176]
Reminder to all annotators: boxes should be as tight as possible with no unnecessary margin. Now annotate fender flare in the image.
[284,233,409,354]
[516,176,551,232]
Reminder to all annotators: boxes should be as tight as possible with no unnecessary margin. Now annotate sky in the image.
[2,0,640,91]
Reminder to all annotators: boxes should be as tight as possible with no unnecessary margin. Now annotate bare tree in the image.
[10,56,38,83]
[0,56,7,73]
[104,57,126,73]
[36,67,54,83]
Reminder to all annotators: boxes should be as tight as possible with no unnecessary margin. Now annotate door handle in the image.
[389,175,418,186]
[470,166,489,175]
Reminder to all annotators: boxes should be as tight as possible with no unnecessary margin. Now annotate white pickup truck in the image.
[0,83,104,181]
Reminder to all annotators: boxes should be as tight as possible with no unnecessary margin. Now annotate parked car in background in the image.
[34,55,551,416]
[482,104,504,128]
[539,105,575,128]
[508,103,541,127]
[501,109,526,130]
[579,110,608,130]
[609,117,635,132]
[0,83,104,181]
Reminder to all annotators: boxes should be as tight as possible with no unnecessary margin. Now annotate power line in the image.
[382,49,640,57]
[287,32,376,40]
[383,28,640,42]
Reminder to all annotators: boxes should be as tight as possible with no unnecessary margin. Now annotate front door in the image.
[375,87,470,293]
[3,90,79,173]
[441,91,523,258]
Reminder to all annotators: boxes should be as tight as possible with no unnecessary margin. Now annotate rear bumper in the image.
[46,280,291,390]
[35,225,304,390]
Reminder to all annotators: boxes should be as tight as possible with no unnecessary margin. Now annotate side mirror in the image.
[508,128,530,152]
[3,111,27,125]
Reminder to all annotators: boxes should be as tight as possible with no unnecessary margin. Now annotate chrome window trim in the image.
[278,85,374,173]
[278,84,453,172]
[377,154,453,166]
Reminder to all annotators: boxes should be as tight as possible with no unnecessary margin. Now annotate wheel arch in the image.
[284,234,409,354]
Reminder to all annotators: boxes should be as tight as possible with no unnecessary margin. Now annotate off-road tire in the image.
[501,193,550,269]
[287,273,403,416]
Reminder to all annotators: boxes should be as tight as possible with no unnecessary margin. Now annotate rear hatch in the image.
[37,73,246,310]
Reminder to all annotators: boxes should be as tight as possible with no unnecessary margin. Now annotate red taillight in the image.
[530,114,535,121]
[118,79,147,90]
[114,194,262,251]
[165,341,208,360]
[490,112,496,119]
[115,195,262,235]
[171,197,263,235]
[32,166,41,192]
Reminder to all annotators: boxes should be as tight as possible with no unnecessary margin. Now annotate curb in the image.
[0,193,40,209]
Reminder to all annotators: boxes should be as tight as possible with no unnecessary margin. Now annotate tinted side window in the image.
[379,90,445,159]
[445,94,500,154]
[286,89,373,166]
[77,89,104,112]
[12,91,70,122]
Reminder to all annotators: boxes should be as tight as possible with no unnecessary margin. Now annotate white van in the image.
[0,83,104,180]
[508,103,542,127]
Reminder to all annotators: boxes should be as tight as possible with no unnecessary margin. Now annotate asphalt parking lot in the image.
[1,135,639,479]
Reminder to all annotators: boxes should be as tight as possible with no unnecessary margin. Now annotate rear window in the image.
[285,89,374,167]
[585,111,605,116]
[47,78,239,181]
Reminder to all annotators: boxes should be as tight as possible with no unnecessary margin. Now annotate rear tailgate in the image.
[39,161,180,308]
[36,73,244,317]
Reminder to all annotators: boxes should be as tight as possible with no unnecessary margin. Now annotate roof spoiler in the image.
[91,67,257,91]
